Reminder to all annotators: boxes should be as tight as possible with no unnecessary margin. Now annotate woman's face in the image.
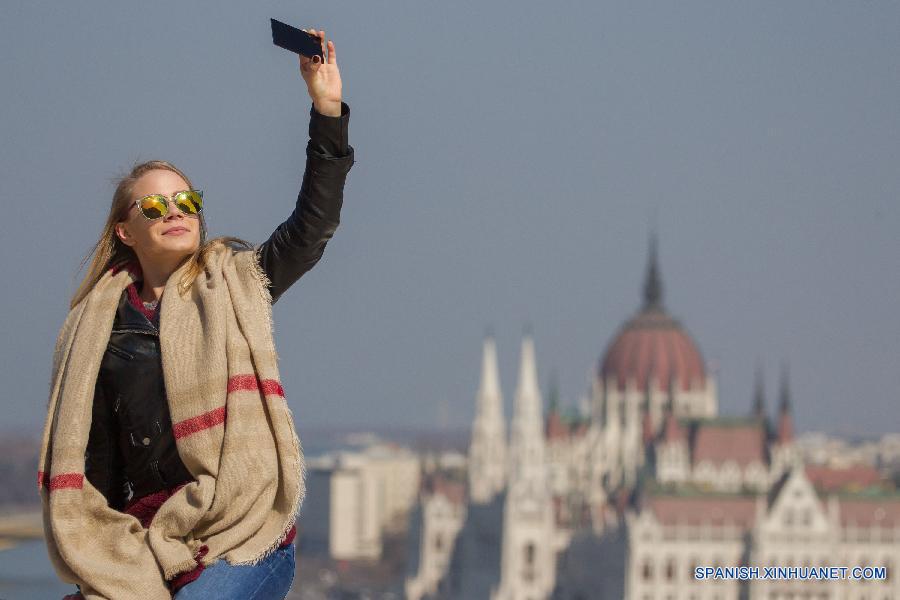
[115,169,201,263]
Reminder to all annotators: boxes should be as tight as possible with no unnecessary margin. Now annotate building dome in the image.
[598,235,707,393]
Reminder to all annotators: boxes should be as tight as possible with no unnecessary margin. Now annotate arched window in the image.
[523,543,536,582]
[642,558,653,581]
[524,543,535,565]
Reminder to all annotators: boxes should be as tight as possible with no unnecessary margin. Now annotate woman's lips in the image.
[163,227,189,235]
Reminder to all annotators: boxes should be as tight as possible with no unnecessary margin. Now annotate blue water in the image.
[0,539,74,600]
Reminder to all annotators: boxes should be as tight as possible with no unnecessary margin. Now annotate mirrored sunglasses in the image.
[131,190,204,220]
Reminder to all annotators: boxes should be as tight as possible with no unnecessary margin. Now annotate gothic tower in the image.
[769,361,798,478]
[493,332,557,600]
[468,333,508,504]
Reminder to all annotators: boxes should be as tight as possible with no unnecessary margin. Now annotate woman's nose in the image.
[164,199,186,218]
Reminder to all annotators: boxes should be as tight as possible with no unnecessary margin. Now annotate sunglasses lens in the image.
[140,195,168,219]
[175,190,203,215]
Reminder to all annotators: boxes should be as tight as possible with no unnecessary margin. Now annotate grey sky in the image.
[2,1,898,439]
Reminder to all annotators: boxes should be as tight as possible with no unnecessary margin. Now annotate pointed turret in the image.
[495,331,556,600]
[508,331,547,487]
[476,333,503,421]
[468,331,507,504]
[777,361,793,444]
[545,370,568,441]
[766,360,797,479]
[643,231,664,311]
[513,333,542,425]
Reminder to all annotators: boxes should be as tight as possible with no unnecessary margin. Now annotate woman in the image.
[38,28,353,600]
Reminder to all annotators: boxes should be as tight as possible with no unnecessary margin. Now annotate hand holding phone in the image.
[271,18,325,61]
[270,19,342,116]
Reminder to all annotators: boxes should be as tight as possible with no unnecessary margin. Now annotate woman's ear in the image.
[115,222,135,248]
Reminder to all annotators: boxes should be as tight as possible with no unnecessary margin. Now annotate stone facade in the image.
[405,240,899,600]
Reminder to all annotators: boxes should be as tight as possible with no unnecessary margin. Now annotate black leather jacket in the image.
[84,102,354,510]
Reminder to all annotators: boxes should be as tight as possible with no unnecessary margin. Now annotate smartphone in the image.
[270,18,324,61]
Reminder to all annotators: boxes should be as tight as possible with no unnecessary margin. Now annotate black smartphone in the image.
[270,18,324,61]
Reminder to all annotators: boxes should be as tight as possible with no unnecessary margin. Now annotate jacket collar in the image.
[111,260,160,334]
[114,286,160,334]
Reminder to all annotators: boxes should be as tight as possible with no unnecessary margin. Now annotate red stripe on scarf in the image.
[47,473,84,491]
[172,406,227,439]
[261,379,285,397]
[227,374,258,392]
[227,374,284,397]
[168,376,284,440]
[37,470,48,489]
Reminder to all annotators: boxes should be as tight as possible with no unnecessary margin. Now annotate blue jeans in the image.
[174,542,296,599]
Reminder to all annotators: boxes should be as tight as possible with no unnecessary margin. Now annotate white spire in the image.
[468,333,507,504]
[512,333,542,427]
[508,332,546,487]
[494,332,556,600]
[476,335,503,421]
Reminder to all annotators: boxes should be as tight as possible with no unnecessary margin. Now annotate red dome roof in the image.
[599,307,706,393]
[600,234,707,393]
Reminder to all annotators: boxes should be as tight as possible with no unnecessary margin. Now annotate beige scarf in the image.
[37,240,305,599]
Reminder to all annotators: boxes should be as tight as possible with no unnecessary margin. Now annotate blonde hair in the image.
[69,159,253,310]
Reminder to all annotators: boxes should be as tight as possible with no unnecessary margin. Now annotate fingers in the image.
[304,27,335,65]
[298,54,311,76]
[318,30,326,58]
[297,28,319,73]
[298,26,337,78]
[299,54,317,75]
[304,28,325,64]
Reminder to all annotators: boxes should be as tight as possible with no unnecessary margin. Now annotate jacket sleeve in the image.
[84,376,129,511]
[255,101,355,304]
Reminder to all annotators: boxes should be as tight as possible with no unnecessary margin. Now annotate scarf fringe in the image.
[249,246,277,361]
[248,246,273,306]
[163,556,202,582]
[225,513,298,568]
[225,401,307,568]
[214,245,305,568]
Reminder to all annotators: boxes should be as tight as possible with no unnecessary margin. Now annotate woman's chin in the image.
[153,238,199,258]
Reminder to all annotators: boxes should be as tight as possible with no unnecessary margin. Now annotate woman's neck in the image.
[136,255,186,303]
[138,281,165,304]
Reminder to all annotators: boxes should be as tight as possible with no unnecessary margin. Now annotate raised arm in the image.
[255,27,354,304]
